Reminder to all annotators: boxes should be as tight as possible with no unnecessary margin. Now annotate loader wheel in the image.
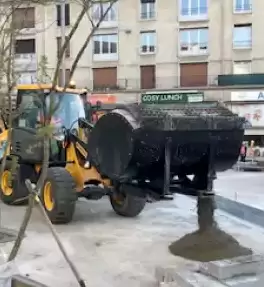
[110,186,146,217]
[0,161,33,205]
[40,167,77,224]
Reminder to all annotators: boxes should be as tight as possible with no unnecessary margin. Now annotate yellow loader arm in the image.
[0,129,10,160]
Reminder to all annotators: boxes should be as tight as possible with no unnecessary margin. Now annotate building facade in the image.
[12,0,263,101]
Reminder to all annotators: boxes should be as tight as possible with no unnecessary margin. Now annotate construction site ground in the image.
[1,169,264,287]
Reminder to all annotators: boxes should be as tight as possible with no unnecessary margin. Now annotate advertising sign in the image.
[88,94,116,105]
[141,91,204,104]
[228,104,264,127]
[231,91,264,102]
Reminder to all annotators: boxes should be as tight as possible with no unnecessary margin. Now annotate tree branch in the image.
[68,0,118,84]
[52,0,92,89]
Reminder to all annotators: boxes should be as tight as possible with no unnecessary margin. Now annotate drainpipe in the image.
[60,0,66,87]
[41,5,46,56]
[220,0,225,101]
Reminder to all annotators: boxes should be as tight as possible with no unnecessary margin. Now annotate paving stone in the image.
[223,274,262,287]
[158,283,179,287]
[200,254,264,280]
[155,267,223,287]
[155,266,179,283]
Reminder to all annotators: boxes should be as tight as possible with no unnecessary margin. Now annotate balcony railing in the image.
[180,7,208,16]
[140,11,155,20]
[179,7,208,21]
[14,53,37,71]
[91,75,221,92]
[15,53,36,60]
[234,4,252,13]
[233,40,252,49]
[180,42,208,55]
[88,74,264,92]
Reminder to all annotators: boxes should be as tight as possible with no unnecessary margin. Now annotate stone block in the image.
[200,254,264,280]
[223,274,262,287]
[155,267,223,287]
[155,266,179,283]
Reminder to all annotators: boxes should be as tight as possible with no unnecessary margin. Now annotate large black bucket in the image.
[87,102,245,181]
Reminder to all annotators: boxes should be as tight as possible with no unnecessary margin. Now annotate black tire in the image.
[110,186,146,217]
[40,167,77,224]
[0,161,34,205]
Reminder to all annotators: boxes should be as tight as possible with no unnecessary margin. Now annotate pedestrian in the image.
[240,144,246,162]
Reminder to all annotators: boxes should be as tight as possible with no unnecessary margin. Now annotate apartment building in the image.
[12,0,264,101]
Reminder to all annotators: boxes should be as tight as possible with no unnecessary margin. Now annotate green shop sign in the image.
[141,91,204,104]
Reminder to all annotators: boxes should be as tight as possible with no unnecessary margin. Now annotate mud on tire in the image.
[40,167,77,224]
[0,161,34,205]
[110,186,147,217]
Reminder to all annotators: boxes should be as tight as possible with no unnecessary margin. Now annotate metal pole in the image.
[60,0,66,87]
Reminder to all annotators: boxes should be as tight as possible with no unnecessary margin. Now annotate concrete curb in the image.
[232,163,264,172]
[215,195,264,229]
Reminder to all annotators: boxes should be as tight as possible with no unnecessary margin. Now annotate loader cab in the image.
[9,84,89,165]
[14,84,86,132]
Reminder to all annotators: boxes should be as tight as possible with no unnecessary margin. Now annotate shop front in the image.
[141,90,204,104]
[227,91,264,146]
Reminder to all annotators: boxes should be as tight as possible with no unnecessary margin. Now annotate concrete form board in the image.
[215,195,264,228]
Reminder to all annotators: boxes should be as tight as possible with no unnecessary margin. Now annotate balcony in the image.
[100,19,118,28]
[14,53,37,71]
[179,7,208,22]
[179,43,208,56]
[218,74,264,86]
[16,72,37,84]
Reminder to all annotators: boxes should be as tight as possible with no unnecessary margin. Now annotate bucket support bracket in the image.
[163,137,172,196]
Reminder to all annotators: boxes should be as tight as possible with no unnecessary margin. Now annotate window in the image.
[180,63,208,87]
[140,0,155,20]
[93,34,118,61]
[233,24,252,49]
[233,61,251,74]
[234,0,252,13]
[180,0,207,18]
[140,65,156,89]
[57,37,70,58]
[92,2,117,23]
[140,31,156,54]
[180,28,208,55]
[93,67,117,90]
[13,7,35,29]
[56,3,70,26]
[15,39,35,54]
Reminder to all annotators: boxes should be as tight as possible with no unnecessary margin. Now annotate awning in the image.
[245,129,264,136]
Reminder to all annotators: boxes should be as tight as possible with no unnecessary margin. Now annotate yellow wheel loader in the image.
[0,85,147,224]
[0,84,245,224]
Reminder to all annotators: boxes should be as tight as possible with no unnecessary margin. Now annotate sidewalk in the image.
[215,171,264,211]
